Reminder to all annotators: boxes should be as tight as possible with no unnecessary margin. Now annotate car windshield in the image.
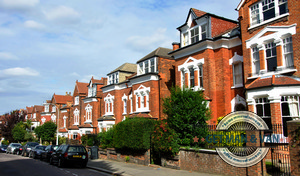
[28,143,38,147]
[53,146,59,150]
[12,144,21,147]
[36,146,46,150]
[67,146,86,153]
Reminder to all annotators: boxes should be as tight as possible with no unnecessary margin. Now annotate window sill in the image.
[104,113,114,116]
[248,67,297,80]
[248,13,289,31]
[231,84,243,89]
[135,109,150,113]
[84,120,92,124]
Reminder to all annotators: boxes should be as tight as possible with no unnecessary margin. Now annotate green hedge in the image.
[113,117,157,150]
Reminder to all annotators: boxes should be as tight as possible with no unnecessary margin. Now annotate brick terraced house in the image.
[100,47,175,128]
[169,8,245,125]
[237,0,300,139]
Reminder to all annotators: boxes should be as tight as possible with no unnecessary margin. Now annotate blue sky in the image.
[0,0,241,114]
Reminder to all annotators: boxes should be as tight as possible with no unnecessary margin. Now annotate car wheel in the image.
[49,157,53,165]
[81,162,87,168]
[58,159,64,168]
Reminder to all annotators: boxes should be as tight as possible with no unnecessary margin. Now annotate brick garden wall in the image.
[98,148,150,165]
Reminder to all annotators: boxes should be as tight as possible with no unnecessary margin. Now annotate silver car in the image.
[6,143,22,154]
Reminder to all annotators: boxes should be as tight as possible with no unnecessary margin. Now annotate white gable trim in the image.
[246,24,297,48]
[178,57,205,71]
[229,52,243,65]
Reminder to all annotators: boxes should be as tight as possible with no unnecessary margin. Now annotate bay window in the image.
[255,97,271,129]
[233,62,243,86]
[283,36,293,68]
[252,47,260,75]
[189,67,195,88]
[265,42,277,72]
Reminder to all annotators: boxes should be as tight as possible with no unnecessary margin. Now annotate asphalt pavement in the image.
[87,159,223,176]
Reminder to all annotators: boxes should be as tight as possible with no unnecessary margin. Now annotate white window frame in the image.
[73,108,79,125]
[129,94,133,113]
[85,104,92,123]
[137,58,157,76]
[252,47,260,75]
[249,0,289,28]
[265,42,277,72]
[233,62,243,87]
[188,67,195,88]
[107,72,119,85]
[51,114,56,122]
[198,64,203,88]
[190,26,199,44]
[104,94,114,116]
[134,85,150,113]
[52,105,56,112]
[44,105,49,112]
[74,96,79,105]
[183,32,189,47]
[283,36,293,68]
[63,115,67,128]
[122,94,128,115]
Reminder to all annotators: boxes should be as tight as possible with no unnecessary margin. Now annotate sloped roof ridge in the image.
[109,63,137,74]
[137,47,173,63]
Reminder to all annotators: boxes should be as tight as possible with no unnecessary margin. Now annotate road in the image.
[0,153,111,176]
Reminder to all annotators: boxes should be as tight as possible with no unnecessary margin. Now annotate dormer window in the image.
[108,72,119,85]
[191,26,199,44]
[137,58,157,75]
[88,85,97,97]
[44,105,49,112]
[249,0,288,27]
[181,24,208,47]
[74,96,79,105]
[52,105,56,112]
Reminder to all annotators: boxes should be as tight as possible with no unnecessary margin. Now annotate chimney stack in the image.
[172,42,180,51]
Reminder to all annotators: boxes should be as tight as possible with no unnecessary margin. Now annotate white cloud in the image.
[1,67,39,77]
[126,28,172,52]
[0,0,39,10]
[24,20,45,30]
[0,27,14,36]
[44,6,81,24]
[0,52,18,60]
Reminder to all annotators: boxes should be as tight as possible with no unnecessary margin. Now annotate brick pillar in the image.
[185,72,189,87]
[259,49,265,70]
[248,104,255,112]
[194,69,199,87]
[287,120,300,176]
[276,45,283,67]
[270,102,282,133]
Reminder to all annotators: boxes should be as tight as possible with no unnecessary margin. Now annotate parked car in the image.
[29,145,47,159]
[0,144,8,153]
[15,145,23,155]
[6,143,22,154]
[50,145,88,168]
[22,142,39,157]
[41,145,58,162]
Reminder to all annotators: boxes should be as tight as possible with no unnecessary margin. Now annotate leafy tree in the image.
[12,122,26,142]
[152,120,180,156]
[34,121,57,142]
[163,86,211,147]
[0,110,26,142]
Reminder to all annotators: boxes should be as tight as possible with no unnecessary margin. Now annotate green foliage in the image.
[34,121,57,142]
[24,132,35,141]
[43,141,50,146]
[12,122,27,142]
[98,128,115,148]
[81,134,99,146]
[1,139,9,145]
[113,118,157,150]
[163,86,210,147]
[152,120,180,156]
[59,136,67,145]
[125,156,130,162]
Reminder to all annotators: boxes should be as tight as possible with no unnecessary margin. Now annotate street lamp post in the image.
[56,105,60,145]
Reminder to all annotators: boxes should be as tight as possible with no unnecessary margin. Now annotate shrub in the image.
[1,139,9,145]
[98,128,114,148]
[113,117,157,150]
[163,86,210,147]
[152,120,180,156]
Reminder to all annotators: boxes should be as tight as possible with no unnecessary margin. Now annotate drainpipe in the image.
[56,105,60,145]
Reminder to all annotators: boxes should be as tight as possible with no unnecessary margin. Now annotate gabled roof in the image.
[246,75,300,90]
[108,63,137,75]
[26,106,34,114]
[52,94,73,104]
[90,76,106,85]
[33,105,44,113]
[76,81,89,95]
[137,47,173,63]
[177,8,237,30]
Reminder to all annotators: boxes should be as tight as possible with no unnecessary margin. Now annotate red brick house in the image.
[40,100,52,125]
[100,47,175,129]
[237,0,300,138]
[169,8,244,125]
[30,105,44,131]
[68,81,89,140]
[81,77,106,135]
[49,93,73,138]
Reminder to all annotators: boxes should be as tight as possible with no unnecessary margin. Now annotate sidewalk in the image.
[87,159,223,176]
